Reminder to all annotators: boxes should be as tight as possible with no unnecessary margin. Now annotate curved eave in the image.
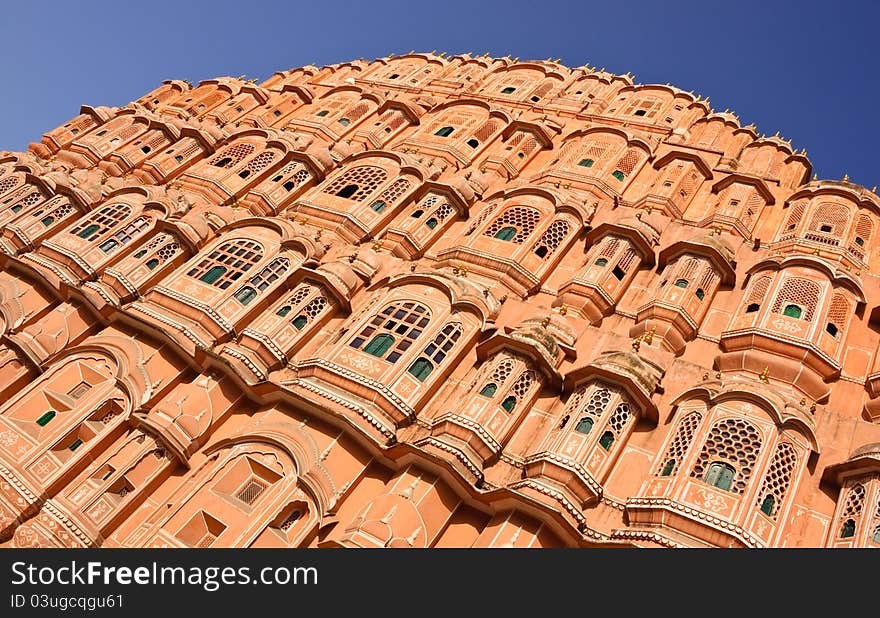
[584,222,656,266]
[658,239,736,286]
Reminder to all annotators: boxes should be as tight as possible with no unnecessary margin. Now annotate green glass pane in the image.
[782,304,802,319]
[574,417,593,435]
[36,410,56,427]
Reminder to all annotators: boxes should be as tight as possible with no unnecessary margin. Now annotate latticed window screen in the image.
[71,204,132,241]
[615,149,642,175]
[744,276,772,311]
[464,202,498,235]
[272,285,329,332]
[607,403,631,436]
[808,202,850,235]
[0,175,23,197]
[345,102,371,122]
[129,233,180,270]
[349,301,431,364]
[209,143,256,168]
[570,141,612,167]
[267,163,309,191]
[7,191,43,213]
[478,358,516,395]
[292,296,328,329]
[656,411,703,476]
[566,385,612,430]
[279,510,303,533]
[827,293,850,334]
[247,257,290,292]
[616,248,637,273]
[322,165,388,201]
[780,202,808,236]
[596,237,621,261]
[841,483,866,520]
[624,97,663,118]
[35,197,74,227]
[483,207,542,243]
[677,257,703,283]
[379,178,411,204]
[854,215,873,245]
[235,478,268,505]
[187,239,263,290]
[756,443,798,518]
[408,323,462,381]
[106,124,142,145]
[237,151,277,177]
[472,120,499,142]
[533,219,570,258]
[697,267,718,293]
[678,171,700,202]
[691,418,762,494]
[770,278,821,321]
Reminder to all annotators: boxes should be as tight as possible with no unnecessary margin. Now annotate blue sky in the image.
[1,0,877,188]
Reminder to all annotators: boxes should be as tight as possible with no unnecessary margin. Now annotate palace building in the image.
[0,53,878,548]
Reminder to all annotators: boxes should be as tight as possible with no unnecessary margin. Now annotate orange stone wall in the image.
[0,53,879,548]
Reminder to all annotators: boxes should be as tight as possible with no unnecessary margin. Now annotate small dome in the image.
[849,443,880,460]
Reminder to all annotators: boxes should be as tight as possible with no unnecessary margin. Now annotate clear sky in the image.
[1,0,877,188]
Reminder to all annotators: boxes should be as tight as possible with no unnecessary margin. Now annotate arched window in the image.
[578,158,594,168]
[434,126,454,137]
[407,358,433,381]
[363,334,395,357]
[270,285,329,335]
[532,219,571,259]
[837,484,865,539]
[233,286,258,305]
[783,304,803,319]
[756,443,797,519]
[612,170,626,181]
[575,417,594,435]
[480,383,497,398]
[501,87,516,94]
[406,323,462,383]
[70,204,132,242]
[599,430,615,450]
[704,462,736,491]
[494,226,517,241]
[656,411,702,477]
[872,526,880,544]
[772,278,820,321]
[674,279,689,288]
[186,239,263,290]
[349,301,431,363]
[826,293,849,339]
[370,200,386,213]
[743,276,771,314]
[691,418,761,494]
[236,151,277,179]
[483,207,542,244]
[322,165,388,202]
[499,370,536,414]
[209,143,255,169]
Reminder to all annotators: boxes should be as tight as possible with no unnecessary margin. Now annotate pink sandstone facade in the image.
[0,52,877,549]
